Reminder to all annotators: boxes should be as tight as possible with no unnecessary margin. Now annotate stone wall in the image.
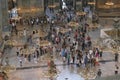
[96,0,120,17]
[17,0,44,16]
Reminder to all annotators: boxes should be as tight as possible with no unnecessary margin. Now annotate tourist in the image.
[24,54,27,62]
[71,51,75,64]
[97,69,102,77]
[28,54,31,62]
[81,57,84,68]
[84,53,89,67]
[23,28,27,37]
[36,49,40,59]
[115,65,119,74]
[115,52,119,62]
[19,59,22,67]
[67,51,70,65]
[36,17,39,25]
[99,50,103,59]
[81,41,85,51]
[16,50,19,57]
[5,57,9,65]
[53,46,56,57]
[76,58,80,67]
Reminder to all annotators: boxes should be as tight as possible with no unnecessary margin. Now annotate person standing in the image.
[84,53,88,67]
[28,54,31,62]
[66,50,70,65]
[97,69,102,77]
[99,50,103,59]
[71,51,75,64]
[12,22,17,35]
[23,28,27,37]
[5,57,9,65]
[19,59,22,67]
[16,51,19,57]
[52,46,56,57]
[115,52,119,62]
[36,49,39,59]
[115,65,119,75]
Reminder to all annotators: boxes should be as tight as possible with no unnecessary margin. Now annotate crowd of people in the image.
[4,6,119,79]
[9,7,102,69]
[9,7,95,66]
[45,8,103,68]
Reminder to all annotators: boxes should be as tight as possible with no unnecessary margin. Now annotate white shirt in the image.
[23,29,26,36]
[53,47,56,54]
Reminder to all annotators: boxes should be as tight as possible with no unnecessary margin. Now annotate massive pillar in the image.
[0,0,9,40]
[73,0,76,10]
[82,0,88,7]
[59,0,62,9]
[44,0,48,12]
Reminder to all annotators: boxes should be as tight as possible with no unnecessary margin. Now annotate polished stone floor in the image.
[7,50,120,80]
[2,17,120,80]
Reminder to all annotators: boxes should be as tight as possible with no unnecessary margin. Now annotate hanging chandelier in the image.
[105,1,114,6]
[88,2,95,5]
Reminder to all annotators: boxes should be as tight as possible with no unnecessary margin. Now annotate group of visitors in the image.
[5,5,119,79]
[16,45,53,67]
[19,16,48,26]
[46,9,102,68]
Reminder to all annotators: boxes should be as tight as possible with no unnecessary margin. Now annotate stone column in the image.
[38,0,44,14]
[0,0,9,43]
[0,0,2,41]
[16,0,23,8]
[0,0,9,32]
[73,0,76,10]
[44,0,48,12]
[82,0,87,7]
[59,0,62,9]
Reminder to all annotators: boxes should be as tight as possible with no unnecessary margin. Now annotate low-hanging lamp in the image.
[105,0,114,6]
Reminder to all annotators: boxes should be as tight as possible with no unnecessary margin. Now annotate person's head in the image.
[117,66,119,69]
[115,65,119,68]
[99,69,101,71]
[6,57,8,59]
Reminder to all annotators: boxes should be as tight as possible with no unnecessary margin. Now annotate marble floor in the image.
[2,18,120,80]
[6,51,119,80]
[9,65,85,80]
